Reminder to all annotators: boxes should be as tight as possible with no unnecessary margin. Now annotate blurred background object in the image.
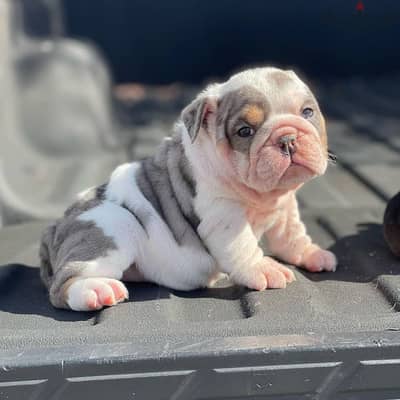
[384,192,400,257]
[63,0,400,83]
[0,0,128,225]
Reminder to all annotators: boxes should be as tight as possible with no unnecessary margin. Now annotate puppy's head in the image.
[182,67,329,193]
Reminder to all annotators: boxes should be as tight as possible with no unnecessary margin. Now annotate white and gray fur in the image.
[40,135,216,308]
[40,66,336,310]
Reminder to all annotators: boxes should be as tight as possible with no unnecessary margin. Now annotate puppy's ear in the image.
[181,96,217,143]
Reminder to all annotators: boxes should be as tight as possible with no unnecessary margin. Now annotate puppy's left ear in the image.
[181,96,218,143]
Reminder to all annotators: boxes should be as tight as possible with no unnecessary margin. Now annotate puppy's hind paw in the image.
[300,245,337,273]
[65,277,129,311]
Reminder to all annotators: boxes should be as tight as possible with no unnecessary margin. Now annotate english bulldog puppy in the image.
[40,67,337,311]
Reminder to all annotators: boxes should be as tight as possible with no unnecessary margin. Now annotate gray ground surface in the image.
[0,75,399,352]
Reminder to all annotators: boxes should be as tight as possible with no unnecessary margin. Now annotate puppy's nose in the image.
[278,134,297,156]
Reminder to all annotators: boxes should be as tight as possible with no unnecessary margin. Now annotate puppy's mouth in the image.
[276,152,315,186]
[254,135,319,189]
[278,141,315,175]
[280,159,315,181]
[272,123,325,176]
[249,118,327,191]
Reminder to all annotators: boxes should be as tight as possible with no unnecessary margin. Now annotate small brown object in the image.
[383,192,400,257]
[243,104,265,126]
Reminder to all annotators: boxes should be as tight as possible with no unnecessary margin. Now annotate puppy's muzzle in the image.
[265,115,320,159]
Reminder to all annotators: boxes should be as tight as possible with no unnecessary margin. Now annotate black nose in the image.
[279,134,297,156]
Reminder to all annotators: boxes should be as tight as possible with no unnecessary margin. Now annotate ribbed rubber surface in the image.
[0,76,400,399]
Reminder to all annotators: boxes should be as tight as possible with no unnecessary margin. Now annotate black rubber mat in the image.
[0,76,400,399]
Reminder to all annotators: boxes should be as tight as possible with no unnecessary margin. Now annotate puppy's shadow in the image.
[302,222,400,283]
[131,223,400,300]
[1,223,398,322]
[0,263,242,321]
[0,263,94,322]
[130,279,247,302]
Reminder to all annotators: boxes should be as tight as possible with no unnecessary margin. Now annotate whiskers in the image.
[327,150,338,165]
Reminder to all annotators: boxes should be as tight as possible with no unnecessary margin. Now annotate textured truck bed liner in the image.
[0,76,400,399]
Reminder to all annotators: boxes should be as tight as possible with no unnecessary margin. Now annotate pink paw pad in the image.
[108,281,129,301]
[85,291,99,309]
[67,278,129,311]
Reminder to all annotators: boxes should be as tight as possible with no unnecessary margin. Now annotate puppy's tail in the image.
[39,223,56,289]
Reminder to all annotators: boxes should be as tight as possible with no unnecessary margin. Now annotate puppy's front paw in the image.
[231,257,296,291]
[66,277,129,311]
[300,245,337,272]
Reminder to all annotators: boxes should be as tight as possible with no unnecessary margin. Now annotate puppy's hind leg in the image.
[47,201,145,311]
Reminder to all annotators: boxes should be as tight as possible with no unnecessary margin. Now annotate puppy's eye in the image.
[237,126,254,138]
[301,107,314,119]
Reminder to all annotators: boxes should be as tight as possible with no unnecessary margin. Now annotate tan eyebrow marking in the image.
[242,104,265,126]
